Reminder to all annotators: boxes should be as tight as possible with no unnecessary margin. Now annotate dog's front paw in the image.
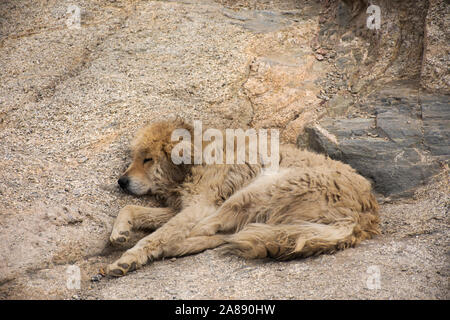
[110,229,131,245]
[107,253,139,277]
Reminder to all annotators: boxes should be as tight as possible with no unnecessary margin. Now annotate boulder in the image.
[303,82,448,197]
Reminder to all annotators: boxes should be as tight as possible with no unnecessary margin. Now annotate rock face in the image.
[305,81,448,197]
[421,93,450,158]
[234,1,329,142]
[301,0,449,197]
[318,0,431,95]
[421,0,450,93]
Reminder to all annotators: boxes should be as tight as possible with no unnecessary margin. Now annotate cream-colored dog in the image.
[107,119,380,276]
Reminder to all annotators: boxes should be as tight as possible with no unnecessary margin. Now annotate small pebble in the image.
[77,156,88,164]
[315,53,324,61]
[91,274,103,282]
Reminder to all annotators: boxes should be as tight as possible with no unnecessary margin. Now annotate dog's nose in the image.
[118,176,129,190]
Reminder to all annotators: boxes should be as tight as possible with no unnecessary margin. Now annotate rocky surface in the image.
[3,173,448,300]
[0,0,448,300]
[304,81,448,197]
[421,0,450,93]
[301,0,449,197]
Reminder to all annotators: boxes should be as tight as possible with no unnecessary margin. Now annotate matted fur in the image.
[107,119,380,276]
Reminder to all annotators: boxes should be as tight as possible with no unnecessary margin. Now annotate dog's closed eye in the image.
[143,158,153,164]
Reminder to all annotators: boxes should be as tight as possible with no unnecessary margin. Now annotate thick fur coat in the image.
[107,119,380,276]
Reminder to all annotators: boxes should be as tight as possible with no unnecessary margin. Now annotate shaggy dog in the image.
[107,119,380,276]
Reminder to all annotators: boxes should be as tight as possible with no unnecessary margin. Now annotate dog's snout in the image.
[118,176,129,190]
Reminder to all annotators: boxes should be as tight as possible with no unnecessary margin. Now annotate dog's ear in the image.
[162,120,193,164]
[162,139,193,164]
[163,116,193,134]
[173,117,193,133]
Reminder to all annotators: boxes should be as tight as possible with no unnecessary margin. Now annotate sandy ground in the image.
[0,0,448,299]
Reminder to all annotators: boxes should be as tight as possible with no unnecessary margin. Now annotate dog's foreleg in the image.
[110,205,176,245]
[163,235,227,257]
[107,204,216,276]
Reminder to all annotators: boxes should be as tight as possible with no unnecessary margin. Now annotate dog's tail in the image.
[221,217,379,260]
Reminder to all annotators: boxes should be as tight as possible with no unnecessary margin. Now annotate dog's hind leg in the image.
[188,169,298,238]
[221,221,359,260]
[110,205,175,245]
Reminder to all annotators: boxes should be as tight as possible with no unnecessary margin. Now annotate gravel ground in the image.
[0,0,448,300]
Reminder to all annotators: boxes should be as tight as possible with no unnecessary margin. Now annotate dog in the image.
[107,119,380,276]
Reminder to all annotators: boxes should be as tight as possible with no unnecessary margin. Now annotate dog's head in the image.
[118,119,192,196]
